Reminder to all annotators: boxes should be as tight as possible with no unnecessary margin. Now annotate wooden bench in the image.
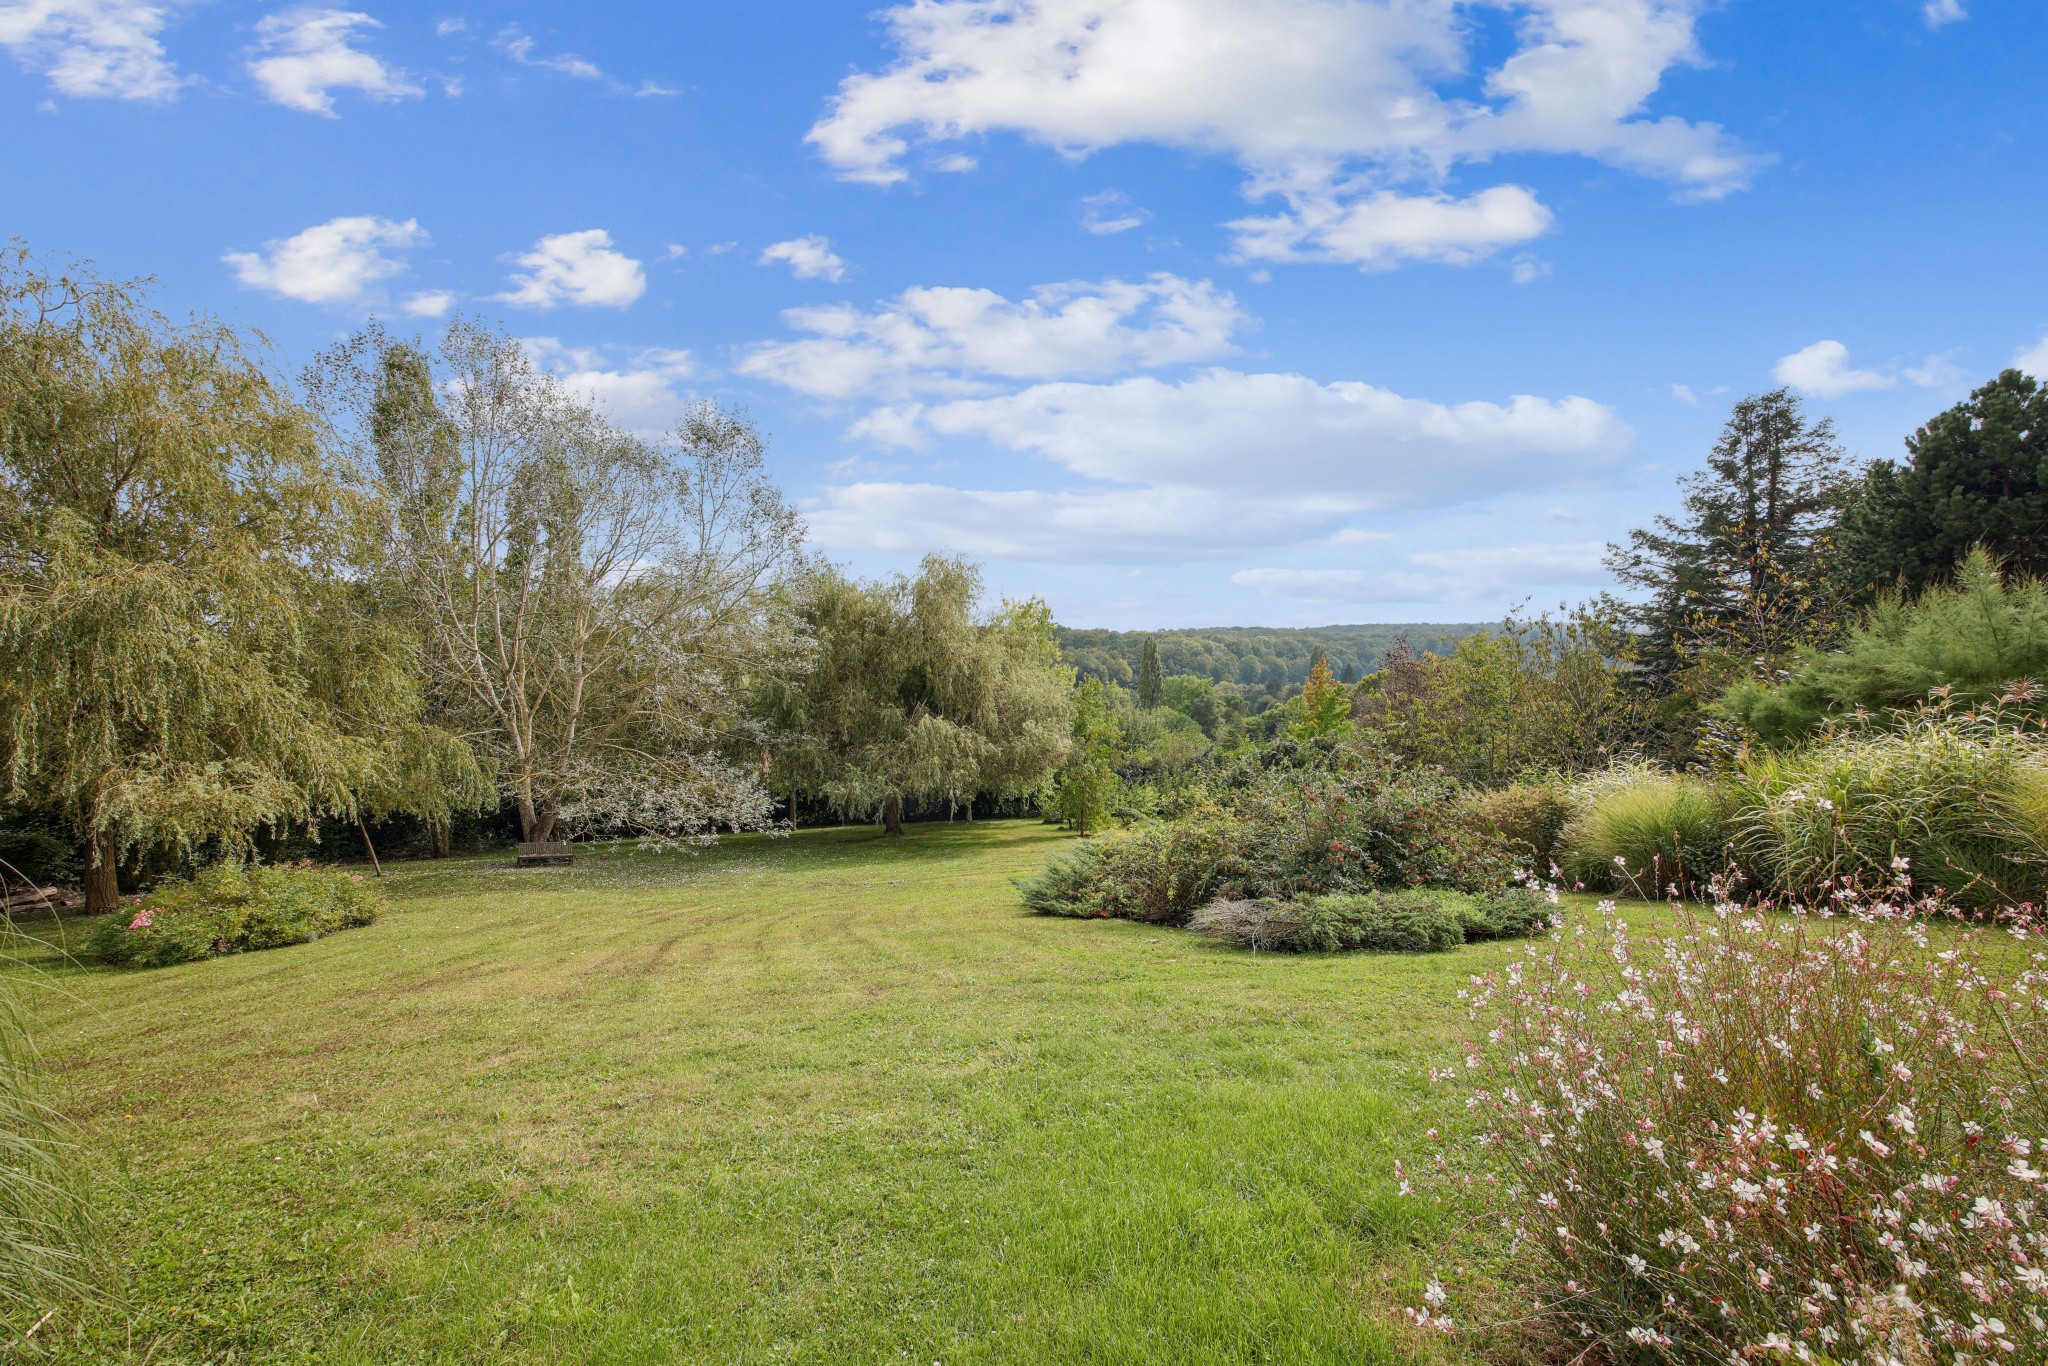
[516,841,575,867]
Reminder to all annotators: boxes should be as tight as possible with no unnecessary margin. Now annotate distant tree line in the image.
[1056,623,1485,713]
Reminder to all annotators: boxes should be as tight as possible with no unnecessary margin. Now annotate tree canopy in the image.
[762,557,1072,833]
[1840,369,2048,597]
[0,251,472,910]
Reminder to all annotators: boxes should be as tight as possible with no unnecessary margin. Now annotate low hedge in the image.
[88,861,385,969]
[1186,886,1550,955]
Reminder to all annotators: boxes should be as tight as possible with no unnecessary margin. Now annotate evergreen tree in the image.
[1136,636,1163,710]
[1839,369,2048,597]
[1607,389,1858,684]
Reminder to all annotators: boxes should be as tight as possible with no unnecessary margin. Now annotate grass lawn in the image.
[16,821,1535,1364]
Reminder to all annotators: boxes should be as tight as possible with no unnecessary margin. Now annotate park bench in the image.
[516,841,575,867]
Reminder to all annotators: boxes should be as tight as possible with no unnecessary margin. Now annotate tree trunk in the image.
[433,821,451,860]
[788,790,798,827]
[84,829,120,917]
[963,795,973,824]
[517,795,558,843]
[883,795,904,836]
[356,817,384,877]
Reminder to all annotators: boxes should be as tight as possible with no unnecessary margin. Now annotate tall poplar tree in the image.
[1136,637,1163,710]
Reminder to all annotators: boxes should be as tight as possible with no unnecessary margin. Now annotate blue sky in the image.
[4,1,2044,628]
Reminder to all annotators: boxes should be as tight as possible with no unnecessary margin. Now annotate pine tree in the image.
[1136,636,1163,710]
[1839,369,2048,597]
[1606,389,1858,684]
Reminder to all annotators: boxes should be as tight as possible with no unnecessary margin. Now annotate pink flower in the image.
[128,907,156,930]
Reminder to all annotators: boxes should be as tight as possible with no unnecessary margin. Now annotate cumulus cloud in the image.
[1232,541,1609,604]
[1773,340,1896,399]
[854,368,1630,509]
[1923,0,1967,29]
[223,215,424,303]
[809,0,1762,266]
[737,273,1248,399]
[0,0,185,99]
[1229,185,1554,269]
[523,339,697,436]
[758,235,847,283]
[402,290,455,317]
[247,8,421,116]
[807,483,1365,561]
[498,230,646,309]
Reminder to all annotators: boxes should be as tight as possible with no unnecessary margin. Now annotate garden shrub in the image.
[1450,886,1552,941]
[1731,708,2048,910]
[1218,746,1518,901]
[1015,816,1234,925]
[1414,893,2048,1361]
[1189,891,1473,954]
[88,861,385,968]
[1557,763,1730,897]
[1461,782,1571,874]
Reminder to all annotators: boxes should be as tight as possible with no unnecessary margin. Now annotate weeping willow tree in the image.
[762,557,1072,833]
[0,249,483,912]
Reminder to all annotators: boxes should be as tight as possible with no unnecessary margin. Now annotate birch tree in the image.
[311,321,807,844]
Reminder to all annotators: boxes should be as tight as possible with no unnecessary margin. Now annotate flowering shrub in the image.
[88,861,385,968]
[1412,887,2048,1361]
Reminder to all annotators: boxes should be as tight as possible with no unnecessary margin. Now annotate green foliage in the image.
[1159,674,1222,737]
[1287,657,1351,742]
[1558,764,1731,897]
[768,557,1073,831]
[1014,818,1233,925]
[1135,637,1162,710]
[0,824,77,886]
[312,323,796,845]
[1055,623,1483,711]
[1720,550,2048,746]
[1048,676,1121,834]
[1453,886,1554,941]
[1462,782,1572,873]
[1841,368,2048,597]
[1356,605,1649,787]
[88,861,386,968]
[1219,745,1518,900]
[1189,887,1546,954]
[1288,892,1465,953]
[0,955,97,1334]
[1730,706,2048,909]
[1605,389,1859,736]
[0,249,456,911]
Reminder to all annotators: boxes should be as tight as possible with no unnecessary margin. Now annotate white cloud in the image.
[1923,0,1967,29]
[758,235,847,283]
[856,368,1630,510]
[807,483,1363,561]
[0,0,184,99]
[402,289,455,317]
[809,0,1761,266]
[497,230,646,309]
[1233,542,1608,604]
[247,8,421,116]
[1668,382,1699,406]
[494,27,601,80]
[524,339,697,437]
[1229,185,1554,269]
[1773,340,1896,399]
[737,273,1248,399]
[223,215,424,304]
[1082,190,1149,236]
[2014,334,2048,379]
